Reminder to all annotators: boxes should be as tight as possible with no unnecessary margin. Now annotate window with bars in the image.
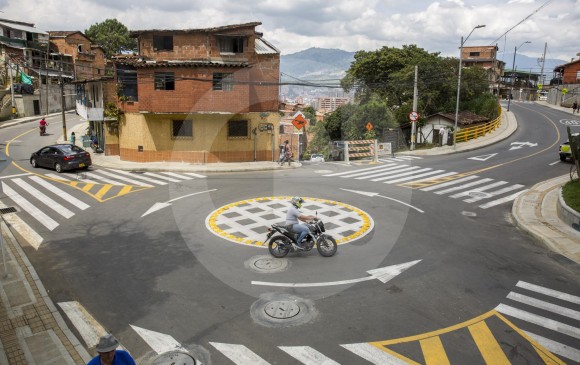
[155,72,175,90]
[172,120,193,139]
[228,120,249,138]
[213,73,233,91]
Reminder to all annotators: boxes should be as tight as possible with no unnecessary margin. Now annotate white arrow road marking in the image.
[142,189,217,217]
[509,141,538,150]
[341,343,409,365]
[210,342,270,365]
[468,153,498,161]
[252,260,421,287]
[341,189,424,213]
[131,325,186,354]
[279,346,340,364]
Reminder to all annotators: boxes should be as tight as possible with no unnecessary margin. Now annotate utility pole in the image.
[59,56,67,140]
[45,40,50,116]
[7,57,15,119]
[539,42,547,100]
[410,65,418,151]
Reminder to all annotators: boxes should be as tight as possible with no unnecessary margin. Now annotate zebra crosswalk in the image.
[496,281,580,364]
[323,161,527,210]
[0,168,206,238]
[59,281,577,364]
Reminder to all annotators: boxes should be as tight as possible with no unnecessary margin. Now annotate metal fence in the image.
[455,107,502,143]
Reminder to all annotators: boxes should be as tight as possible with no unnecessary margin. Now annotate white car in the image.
[310,154,325,163]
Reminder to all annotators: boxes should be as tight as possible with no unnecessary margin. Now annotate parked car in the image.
[30,144,92,173]
[310,154,325,163]
[559,133,578,162]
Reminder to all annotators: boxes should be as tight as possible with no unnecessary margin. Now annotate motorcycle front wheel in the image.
[268,236,290,258]
[316,235,337,257]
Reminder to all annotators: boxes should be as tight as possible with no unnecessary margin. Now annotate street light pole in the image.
[507,41,531,112]
[453,25,485,150]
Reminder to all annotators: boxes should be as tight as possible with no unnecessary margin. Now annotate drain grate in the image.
[0,207,17,215]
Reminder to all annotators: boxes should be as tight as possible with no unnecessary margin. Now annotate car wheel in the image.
[55,163,63,173]
[31,158,38,168]
[560,154,567,162]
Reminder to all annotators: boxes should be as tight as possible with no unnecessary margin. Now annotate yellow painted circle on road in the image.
[205,196,374,247]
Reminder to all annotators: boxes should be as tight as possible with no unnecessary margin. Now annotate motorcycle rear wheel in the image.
[316,235,337,257]
[268,236,290,258]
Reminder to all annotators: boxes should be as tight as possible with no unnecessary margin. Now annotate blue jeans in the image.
[292,224,309,246]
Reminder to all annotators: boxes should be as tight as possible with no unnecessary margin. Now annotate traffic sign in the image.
[292,114,307,130]
[366,122,373,131]
[408,111,420,122]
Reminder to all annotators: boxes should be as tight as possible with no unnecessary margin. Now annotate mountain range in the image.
[280,47,568,96]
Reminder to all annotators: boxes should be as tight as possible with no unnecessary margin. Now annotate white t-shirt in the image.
[285,205,302,225]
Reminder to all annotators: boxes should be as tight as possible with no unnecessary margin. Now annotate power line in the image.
[489,0,554,46]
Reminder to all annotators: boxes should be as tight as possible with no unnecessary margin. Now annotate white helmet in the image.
[291,196,304,208]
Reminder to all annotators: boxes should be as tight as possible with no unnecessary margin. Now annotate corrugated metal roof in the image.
[0,21,47,35]
[255,38,279,55]
[130,22,261,37]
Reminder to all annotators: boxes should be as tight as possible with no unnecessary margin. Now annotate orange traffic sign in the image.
[292,114,307,130]
[366,122,373,131]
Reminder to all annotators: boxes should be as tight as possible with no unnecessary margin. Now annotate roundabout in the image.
[205,196,374,247]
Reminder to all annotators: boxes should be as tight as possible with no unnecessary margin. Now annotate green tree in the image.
[85,19,137,58]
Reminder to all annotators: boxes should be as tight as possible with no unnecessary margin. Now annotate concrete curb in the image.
[558,186,580,229]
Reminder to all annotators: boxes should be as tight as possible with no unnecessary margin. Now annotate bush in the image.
[562,180,580,213]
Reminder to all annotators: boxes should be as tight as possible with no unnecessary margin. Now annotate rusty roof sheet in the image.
[428,111,489,125]
[130,22,262,37]
[114,58,249,68]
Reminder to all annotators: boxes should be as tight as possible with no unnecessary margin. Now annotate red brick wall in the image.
[249,53,280,112]
[50,33,107,79]
[563,61,580,84]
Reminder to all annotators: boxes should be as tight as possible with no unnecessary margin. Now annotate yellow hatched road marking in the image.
[419,336,450,365]
[95,185,113,200]
[370,310,565,365]
[118,185,134,197]
[82,183,94,192]
[468,321,510,365]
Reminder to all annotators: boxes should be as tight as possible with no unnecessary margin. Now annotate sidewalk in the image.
[0,102,578,364]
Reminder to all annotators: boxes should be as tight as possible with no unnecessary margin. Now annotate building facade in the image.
[317,97,349,113]
[49,31,107,80]
[461,45,505,96]
[109,22,280,163]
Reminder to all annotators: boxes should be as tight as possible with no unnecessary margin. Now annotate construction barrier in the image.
[344,139,379,163]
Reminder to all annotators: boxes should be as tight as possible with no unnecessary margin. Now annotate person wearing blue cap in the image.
[87,334,136,365]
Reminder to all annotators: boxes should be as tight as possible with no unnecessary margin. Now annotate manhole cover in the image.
[467,191,492,199]
[264,300,301,319]
[245,255,289,273]
[255,258,283,270]
[152,351,196,365]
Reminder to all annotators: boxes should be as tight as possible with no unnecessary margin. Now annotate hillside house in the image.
[109,22,280,163]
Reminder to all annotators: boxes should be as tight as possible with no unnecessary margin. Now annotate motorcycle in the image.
[265,218,337,258]
[39,125,46,136]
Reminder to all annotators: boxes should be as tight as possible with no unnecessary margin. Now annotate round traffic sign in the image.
[408,111,420,122]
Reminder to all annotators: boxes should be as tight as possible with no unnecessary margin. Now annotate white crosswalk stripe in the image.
[209,342,271,364]
[28,175,90,210]
[323,161,526,209]
[497,281,580,363]
[107,169,168,185]
[1,181,59,230]
[12,178,74,218]
[278,346,340,364]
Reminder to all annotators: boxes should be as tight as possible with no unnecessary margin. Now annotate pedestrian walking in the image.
[70,132,76,145]
[573,101,578,114]
[279,140,289,165]
[87,334,136,365]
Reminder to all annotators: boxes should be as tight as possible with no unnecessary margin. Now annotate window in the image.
[219,37,245,54]
[228,120,249,138]
[577,71,580,80]
[213,73,233,91]
[469,52,480,57]
[155,72,175,90]
[117,67,138,101]
[153,35,173,51]
[172,120,193,139]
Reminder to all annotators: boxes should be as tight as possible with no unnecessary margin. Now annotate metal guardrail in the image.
[455,107,502,143]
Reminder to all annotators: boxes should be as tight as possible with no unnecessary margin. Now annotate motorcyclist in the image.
[39,116,48,135]
[285,196,316,250]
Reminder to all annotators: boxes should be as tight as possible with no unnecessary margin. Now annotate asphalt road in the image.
[1,104,579,364]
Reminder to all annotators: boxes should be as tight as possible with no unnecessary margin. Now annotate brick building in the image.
[49,31,107,80]
[461,45,505,95]
[108,22,280,163]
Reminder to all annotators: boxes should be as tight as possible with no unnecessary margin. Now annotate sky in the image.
[1,0,578,65]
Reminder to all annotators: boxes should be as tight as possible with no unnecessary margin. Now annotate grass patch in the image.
[562,180,580,213]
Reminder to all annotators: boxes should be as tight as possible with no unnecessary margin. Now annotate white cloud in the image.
[2,0,578,62]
